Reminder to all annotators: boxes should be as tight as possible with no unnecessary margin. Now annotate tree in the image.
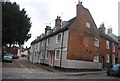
[2,2,31,47]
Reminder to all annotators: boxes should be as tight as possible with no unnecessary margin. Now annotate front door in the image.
[49,51,55,66]
[101,56,104,69]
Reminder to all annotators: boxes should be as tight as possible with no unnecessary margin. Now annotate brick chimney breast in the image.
[76,0,84,18]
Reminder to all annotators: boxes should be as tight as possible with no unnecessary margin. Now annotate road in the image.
[2,57,120,80]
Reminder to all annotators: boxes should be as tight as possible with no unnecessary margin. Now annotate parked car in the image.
[13,55,19,59]
[2,54,13,62]
[107,64,120,76]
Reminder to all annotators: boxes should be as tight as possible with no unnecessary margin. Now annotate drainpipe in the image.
[60,31,64,68]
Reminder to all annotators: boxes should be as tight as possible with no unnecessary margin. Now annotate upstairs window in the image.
[41,41,44,47]
[46,38,50,46]
[94,38,99,47]
[56,34,62,44]
[106,40,109,49]
[86,22,90,28]
[112,43,115,52]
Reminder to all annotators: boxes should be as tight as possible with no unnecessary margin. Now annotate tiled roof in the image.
[31,17,76,45]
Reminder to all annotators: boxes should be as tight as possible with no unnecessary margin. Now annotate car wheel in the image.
[107,72,111,76]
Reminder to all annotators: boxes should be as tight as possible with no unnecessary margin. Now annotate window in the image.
[36,44,37,49]
[55,49,60,60]
[40,51,43,59]
[41,41,44,47]
[45,51,49,59]
[46,38,50,46]
[106,40,109,49]
[94,38,99,47]
[106,54,110,63]
[56,34,62,44]
[112,43,115,52]
[94,54,99,62]
[86,22,90,28]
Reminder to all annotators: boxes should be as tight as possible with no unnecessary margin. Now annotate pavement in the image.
[27,60,106,75]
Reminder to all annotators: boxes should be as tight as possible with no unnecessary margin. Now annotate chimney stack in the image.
[107,28,112,34]
[76,0,83,18]
[99,23,106,34]
[45,26,51,34]
[55,16,62,27]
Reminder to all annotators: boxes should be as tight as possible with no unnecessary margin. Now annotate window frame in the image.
[41,41,44,47]
[94,38,99,47]
[56,33,62,44]
[106,40,109,49]
[106,54,110,63]
[45,51,49,59]
[46,38,50,46]
[86,22,91,28]
[55,49,61,60]
[93,54,99,62]
[112,43,115,52]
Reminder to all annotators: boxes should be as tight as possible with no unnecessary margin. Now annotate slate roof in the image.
[99,31,118,43]
[31,17,76,45]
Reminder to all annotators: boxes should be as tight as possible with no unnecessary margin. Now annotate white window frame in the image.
[55,49,61,60]
[36,44,38,50]
[94,38,99,47]
[56,33,62,44]
[46,38,50,46]
[40,51,43,59]
[86,22,90,28]
[93,54,99,62]
[41,41,44,47]
[106,54,110,63]
[112,44,115,52]
[106,40,109,49]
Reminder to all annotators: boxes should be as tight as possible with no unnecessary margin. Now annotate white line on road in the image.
[20,65,24,68]
[31,67,34,70]
[25,68,28,71]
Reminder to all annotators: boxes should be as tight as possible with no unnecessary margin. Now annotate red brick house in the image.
[99,24,118,69]
[29,1,118,71]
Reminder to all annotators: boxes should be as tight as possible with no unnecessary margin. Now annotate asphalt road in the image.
[2,57,120,80]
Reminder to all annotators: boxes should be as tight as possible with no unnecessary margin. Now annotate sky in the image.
[10,0,120,47]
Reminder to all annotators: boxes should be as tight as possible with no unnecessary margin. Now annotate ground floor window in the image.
[93,54,99,62]
[106,54,110,63]
[45,51,49,59]
[55,49,60,60]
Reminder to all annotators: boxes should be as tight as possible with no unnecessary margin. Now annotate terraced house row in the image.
[29,1,119,71]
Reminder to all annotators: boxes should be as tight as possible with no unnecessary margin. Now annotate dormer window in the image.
[86,22,90,28]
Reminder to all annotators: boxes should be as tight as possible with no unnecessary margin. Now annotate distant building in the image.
[29,1,119,71]
[17,47,29,57]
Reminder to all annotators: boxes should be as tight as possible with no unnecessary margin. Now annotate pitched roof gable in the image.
[31,17,76,45]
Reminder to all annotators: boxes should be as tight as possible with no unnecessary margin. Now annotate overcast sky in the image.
[10,0,119,47]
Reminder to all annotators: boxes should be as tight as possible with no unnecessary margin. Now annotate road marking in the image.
[31,67,34,70]
[20,65,24,68]
[25,68,28,71]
